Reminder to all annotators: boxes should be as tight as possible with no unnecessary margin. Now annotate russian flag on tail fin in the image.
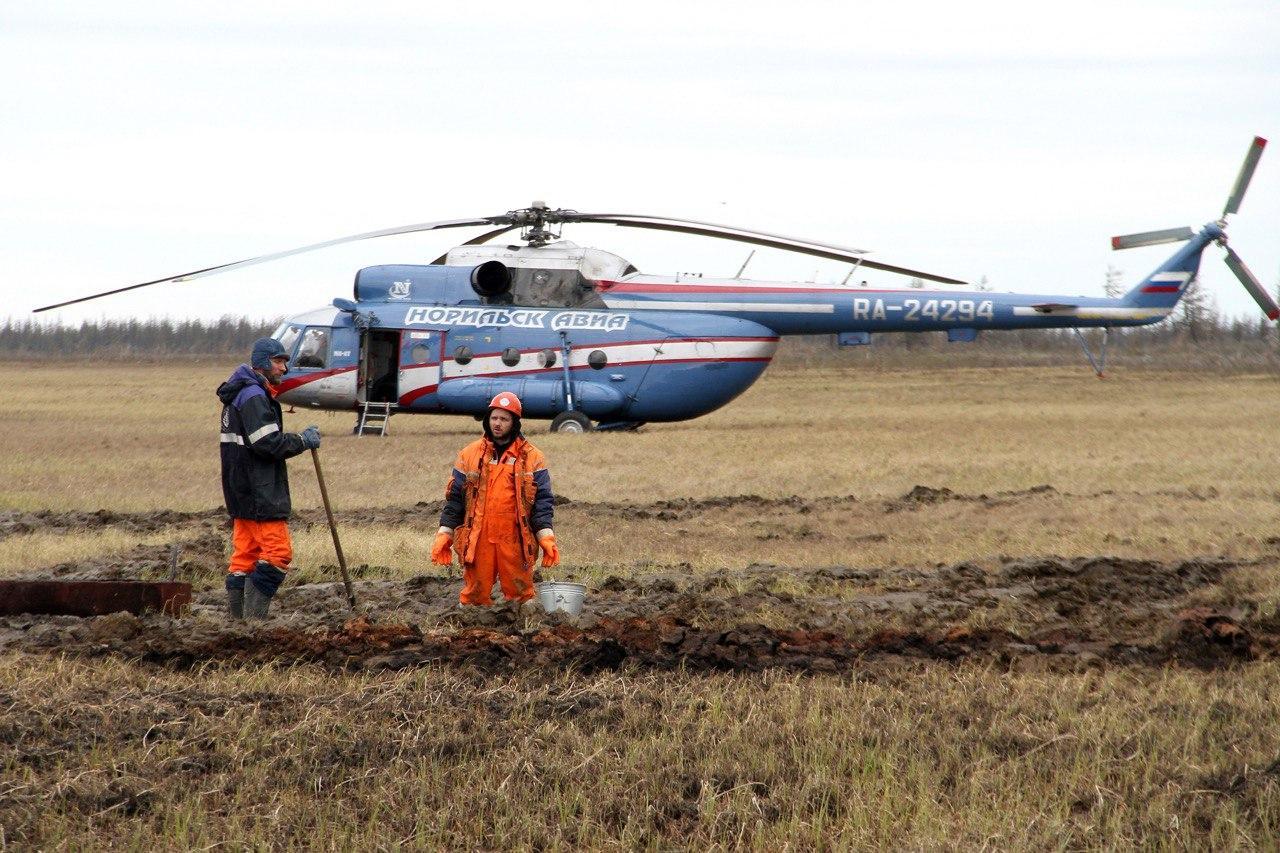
[1119,227,1218,311]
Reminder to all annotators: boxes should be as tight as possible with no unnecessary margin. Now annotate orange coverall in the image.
[442,436,552,606]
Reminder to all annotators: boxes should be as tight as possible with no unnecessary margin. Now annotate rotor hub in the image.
[504,201,578,247]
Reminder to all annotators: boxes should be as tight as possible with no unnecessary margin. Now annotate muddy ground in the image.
[2,488,1277,673]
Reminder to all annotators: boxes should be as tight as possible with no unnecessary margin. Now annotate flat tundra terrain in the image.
[1,359,1279,848]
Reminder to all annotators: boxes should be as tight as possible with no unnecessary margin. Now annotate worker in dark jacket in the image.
[431,392,558,605]
[217,337,320,620]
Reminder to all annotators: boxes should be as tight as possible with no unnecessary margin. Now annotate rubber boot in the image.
[243,582,273,620]
[244,560,287,621]
[225,572,246,620]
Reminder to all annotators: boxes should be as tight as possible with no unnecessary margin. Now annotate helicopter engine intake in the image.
[470,260,512,299]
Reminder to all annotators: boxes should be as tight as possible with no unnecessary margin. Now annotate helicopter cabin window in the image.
[538,349,557,368]
[500,347,521,367]
[296,328,329,369]
[274,324,303,355]
[410,344,431,364]
[453,346,473,365]
[588,350,607,369]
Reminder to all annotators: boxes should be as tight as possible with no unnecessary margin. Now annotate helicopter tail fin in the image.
[1117,231,1213,312]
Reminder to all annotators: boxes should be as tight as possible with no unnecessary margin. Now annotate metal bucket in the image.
[536,581,587,616]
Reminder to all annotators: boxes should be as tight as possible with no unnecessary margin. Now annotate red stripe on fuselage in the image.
[596,280,909,294]
[1141,284,1181,293]
[276,365,356,394]
[442,355,773,383]
[484,335,779,357]
[399,384,440,406]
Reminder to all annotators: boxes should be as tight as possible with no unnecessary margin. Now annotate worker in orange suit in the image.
[431,392,558,605]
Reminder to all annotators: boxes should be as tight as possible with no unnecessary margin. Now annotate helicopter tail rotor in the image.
[1111,136,1275,321]
[1223,136,1267,217]
[1223,245,1280,320]
[1110,226,1194,251]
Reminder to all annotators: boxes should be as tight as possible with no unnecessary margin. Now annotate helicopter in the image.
[36,137,1274,434]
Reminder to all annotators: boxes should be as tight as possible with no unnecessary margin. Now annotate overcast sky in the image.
[4,0,1278,326]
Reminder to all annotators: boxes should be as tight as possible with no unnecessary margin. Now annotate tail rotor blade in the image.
[1110,226,1193,250]
[1223,136,1267,217]
[1223,246,1280,321]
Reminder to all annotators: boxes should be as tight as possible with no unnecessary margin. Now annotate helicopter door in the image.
[362,329,401,404]
[398,329,444,409]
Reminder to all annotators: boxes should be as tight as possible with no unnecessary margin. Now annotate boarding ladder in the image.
[354,401,395,437]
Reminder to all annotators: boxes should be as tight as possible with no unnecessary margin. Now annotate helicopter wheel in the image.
[550,411,593,434]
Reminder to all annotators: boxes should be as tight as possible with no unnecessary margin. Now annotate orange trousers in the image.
[228,518,293,574]
[460,535,533,606]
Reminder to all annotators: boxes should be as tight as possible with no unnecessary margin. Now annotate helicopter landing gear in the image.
[550,411,593,434]
[1072,326,1110,378]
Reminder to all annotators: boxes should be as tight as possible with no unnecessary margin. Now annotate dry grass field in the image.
[2,356,1279,849]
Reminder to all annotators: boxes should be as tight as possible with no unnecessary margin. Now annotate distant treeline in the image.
[3,312,1278,372]
[0,317,279,359]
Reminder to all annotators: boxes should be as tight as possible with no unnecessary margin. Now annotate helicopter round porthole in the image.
[538,348,557,368]
[588,350,607,369]
[453,345,473,365]
[501,347,521,367]
[410,344,430,364]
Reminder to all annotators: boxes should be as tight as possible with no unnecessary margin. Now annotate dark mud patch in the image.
[0,485,1062,541]
[1,555,1274,673]
[0,610,1269,675]
[885,484,1057,512]
[0,508,225,540]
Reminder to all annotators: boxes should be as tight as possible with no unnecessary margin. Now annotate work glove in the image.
[300,425,321,449]
[537,530,559,569]
[431,527,454,566]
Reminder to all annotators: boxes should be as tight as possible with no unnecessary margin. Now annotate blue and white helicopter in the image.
[37,138,1274,433]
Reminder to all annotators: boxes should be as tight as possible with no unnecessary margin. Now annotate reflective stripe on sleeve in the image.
[247,423,280,443]
[220,433,245,445]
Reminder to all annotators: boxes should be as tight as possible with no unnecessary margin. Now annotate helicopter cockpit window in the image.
[296,328,329,369]
[275,324,303,355]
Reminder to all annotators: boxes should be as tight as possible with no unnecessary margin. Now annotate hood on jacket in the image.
[217,364,266,405]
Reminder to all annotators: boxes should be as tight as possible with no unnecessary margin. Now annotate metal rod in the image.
[310,448,359,611]
[558,330,575,411]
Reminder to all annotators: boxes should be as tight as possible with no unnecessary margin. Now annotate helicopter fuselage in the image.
[272,227,1204,427]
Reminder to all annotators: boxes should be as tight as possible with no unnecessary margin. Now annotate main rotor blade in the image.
[1110,226,1194,250]
[561,213,966,285]
[1223,246,1280,321]
[430,224,521,265]
[1223,136,1267,217]
[32,217,503,313]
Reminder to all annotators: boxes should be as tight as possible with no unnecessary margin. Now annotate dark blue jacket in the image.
[217,364,306,520]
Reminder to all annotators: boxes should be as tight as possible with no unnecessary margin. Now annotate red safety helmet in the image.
[487,392,522,417]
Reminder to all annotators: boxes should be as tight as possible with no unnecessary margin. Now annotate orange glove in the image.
[431,529,454,566]
[537,531,559,568]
